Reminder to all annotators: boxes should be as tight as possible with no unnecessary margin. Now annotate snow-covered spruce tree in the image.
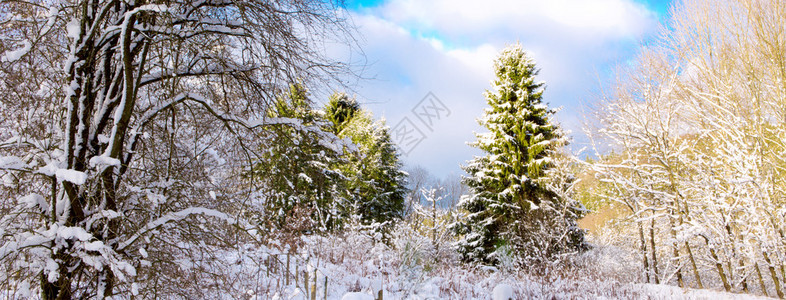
[0,0,354,298]
[324,93,408,233]
[251,84,350,236]
[456,44,585,265]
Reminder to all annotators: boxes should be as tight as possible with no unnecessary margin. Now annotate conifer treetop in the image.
[473,43,565,184]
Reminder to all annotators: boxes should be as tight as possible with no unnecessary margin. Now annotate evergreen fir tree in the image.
[324,93,408,230]
[456,43,584,265]
[252,84,349,233]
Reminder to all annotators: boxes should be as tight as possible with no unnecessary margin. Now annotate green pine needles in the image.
[325,93,408,230]
[252,85,408,238]
[456,43,585,266]
[252,84,350,234]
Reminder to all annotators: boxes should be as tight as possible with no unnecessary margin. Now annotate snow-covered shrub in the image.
[389,212,459,295]
[492,245,517,274]
[575,241,641,284]
[392,223,429,272]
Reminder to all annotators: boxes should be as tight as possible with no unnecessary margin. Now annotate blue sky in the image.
[331,0,675,179]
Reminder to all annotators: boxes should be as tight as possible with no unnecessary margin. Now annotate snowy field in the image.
[230,230,774,300]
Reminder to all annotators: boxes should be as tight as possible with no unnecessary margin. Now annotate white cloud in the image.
[377,0,656,44]
[334,1,660,177]
[444,44,498,80]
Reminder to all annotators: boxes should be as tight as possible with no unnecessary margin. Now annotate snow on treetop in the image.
[493,43,537,72]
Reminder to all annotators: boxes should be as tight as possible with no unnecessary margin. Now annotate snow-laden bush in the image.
[573,223,642,284]
[59,212,758,299]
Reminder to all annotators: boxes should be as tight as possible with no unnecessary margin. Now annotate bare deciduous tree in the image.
[0,0,356,298]
[589,0,786,295]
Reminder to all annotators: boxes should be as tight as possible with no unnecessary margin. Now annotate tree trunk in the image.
[42,252,75,300]
[769,217,786,292]
[755,262,768,297]
[685,242,703,289]
[676,195,701,289]
[650,218,660,284]
[668,207,683,287]
[781,264,786,293]
[722,218,740,291]
[702,234,730,292]
[639,222,651,283]
[726,260,736,291]
[311,269,317,300]
[740,259,749,293]
[763,251,784,298]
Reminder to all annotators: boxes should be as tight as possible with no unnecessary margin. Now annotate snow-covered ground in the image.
[0,219,771,299]
[235,228,772,300]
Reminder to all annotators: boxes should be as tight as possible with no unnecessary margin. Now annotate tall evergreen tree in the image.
[456,44,584,265]
[252,84,349,233]
[254,90,408,236]
[324,93,408,230]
